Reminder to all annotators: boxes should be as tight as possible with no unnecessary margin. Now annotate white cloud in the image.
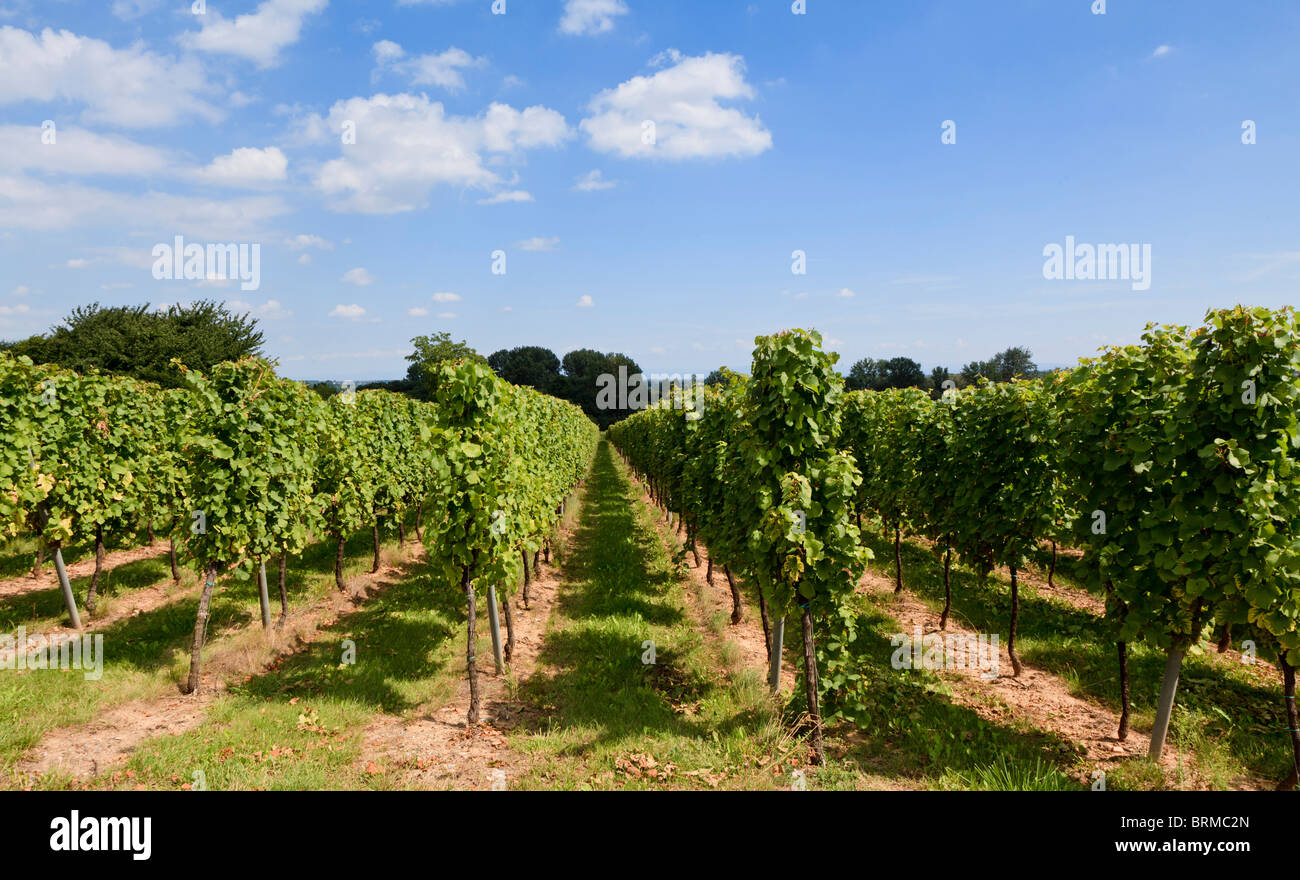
[517,236,559,251]
[431,292,461,302]
[372,41,485,91]
[0,303,31,316]
[408,306,429,316]
[228,298,292,319]
[478,189,533,204]
[0,125,170,175]
[100,282,133,290]
[837,288,855,297]
[194,147,288,186]
[0,174,290,236]
[580,51,772,159]
[285,233,333,250]
[297,254,311,265]
[560,0,628,36]
[308,93,570,213]
[181,0,328,68]
[1152,45,1173,58]
[341,267,374,285]
[436,311,456,319]
[329,303,369,320]
[0,27,220,127]
[11,285,29,296]
[574,169,616,191]
[65,258,89,268]
[576,294,594,307]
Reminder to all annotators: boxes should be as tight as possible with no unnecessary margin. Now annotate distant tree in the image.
[960,346,1039,385]
[356,378,416,395]
[487,346,562,395]
[846,357,884,391]
[404,332,486,400]
[704,369,728,386]
[993,346,1037,381]
[306,381,343,400]
[560,348,643,429]
[6,301,263,387]
[880,356,926,389]
[929,365,954,397]
[846,356,926,391]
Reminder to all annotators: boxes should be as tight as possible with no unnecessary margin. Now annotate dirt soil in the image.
[357,507,578,791]
[0,578,199,666]
[0,541,171,600]
[857,567,1270,790]
[15,543,424,783]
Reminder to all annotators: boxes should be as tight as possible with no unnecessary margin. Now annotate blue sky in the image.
[1,0,1297,380]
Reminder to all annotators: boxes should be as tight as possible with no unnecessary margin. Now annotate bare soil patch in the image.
[858,568,1269,789]
[15,543,423,782]
[0,541,170,600]
[357,510,577,791]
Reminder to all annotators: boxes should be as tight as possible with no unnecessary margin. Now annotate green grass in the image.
[2,524,413,784]
[0,555,182,633]
[507,441,794,790]
[81,551,466,791]
[0,524,163,581]
[937,755,1080,791]
[858,524,1293,788]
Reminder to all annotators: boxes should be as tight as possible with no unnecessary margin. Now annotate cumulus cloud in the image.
[371,41,485,91]
[560,0,628,36]
[341,267,374,285]
[308,93,570,213]
[0,174,289,236]
[580,51,771,160]
[517,236,559,251]
[431,292,461,302]
[329,303,369,320]
[837,288,855,297]
[0,125,170,175]
[477,189,533,204]
[575,294,594,307]
[181,0,328,68]
[574,169,616,191]
[194,146,288,186]
[228,299,292,319]
[285,234,333,250]
[408,306,429,316]
[0,26,220,127]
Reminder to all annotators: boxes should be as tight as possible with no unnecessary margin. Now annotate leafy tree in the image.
[960,346,1039,385]
[560,348,643,429]
[845,358,884,391]
[928,365,954,397]
[487,346,562,395]
[404,332,485,400]
[6,301,263,388]
[846,356,926,391]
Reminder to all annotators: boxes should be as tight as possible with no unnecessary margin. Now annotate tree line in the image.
[2,302,1040,424]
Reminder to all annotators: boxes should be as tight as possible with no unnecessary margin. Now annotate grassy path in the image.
[507,441,796,790]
